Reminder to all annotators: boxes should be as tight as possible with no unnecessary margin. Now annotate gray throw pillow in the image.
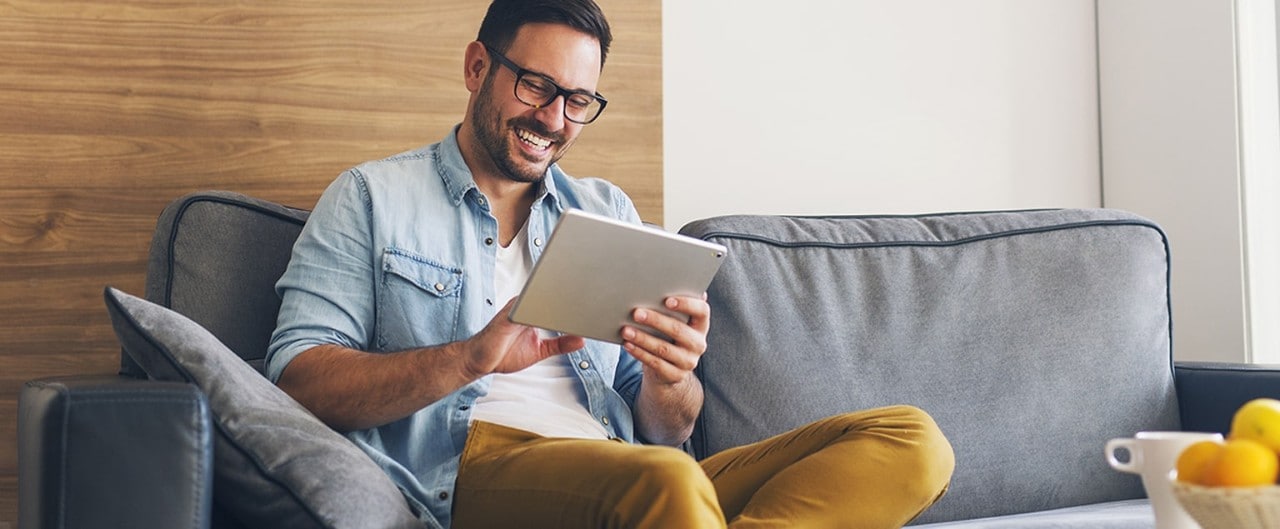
[103,287,422,529]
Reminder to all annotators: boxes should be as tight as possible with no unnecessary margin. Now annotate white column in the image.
[1238,0,1280,362]
[1098,0,1280,362]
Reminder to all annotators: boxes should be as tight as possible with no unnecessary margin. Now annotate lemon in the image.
[1230,398,1280,452]
[1203,438,1279,487]
[1176,439,1225,485]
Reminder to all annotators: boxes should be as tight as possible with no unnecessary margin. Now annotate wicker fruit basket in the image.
[1170,480,1280,529]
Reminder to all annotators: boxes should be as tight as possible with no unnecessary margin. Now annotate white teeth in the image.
[517,129,552,149]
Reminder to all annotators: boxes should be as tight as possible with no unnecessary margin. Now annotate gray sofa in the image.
[19,190,1280,528]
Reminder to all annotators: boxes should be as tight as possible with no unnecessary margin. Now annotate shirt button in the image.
[601,416,610,426]
[534,238,543,247]
[486,298,494,306]
[438,491,449,501]
[578,360,590,370]
[477,197,487,206]
[484,237,494,246]
[459,405,470,411]
[434,283,445,292]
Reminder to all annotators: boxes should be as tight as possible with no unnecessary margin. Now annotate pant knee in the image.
[611,448,725,528]
[628,447,715,494]
[825,406,954,490]
[879,405,955,499]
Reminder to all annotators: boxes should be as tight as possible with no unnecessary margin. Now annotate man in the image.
[267,0,954,527]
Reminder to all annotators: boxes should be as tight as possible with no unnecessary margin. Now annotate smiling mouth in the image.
[517,128,553,151]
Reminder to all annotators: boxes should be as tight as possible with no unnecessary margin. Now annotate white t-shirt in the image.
[469,222,610,439]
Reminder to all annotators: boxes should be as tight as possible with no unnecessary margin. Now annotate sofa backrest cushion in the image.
[679,209,1179,525]
[129,191,309,377]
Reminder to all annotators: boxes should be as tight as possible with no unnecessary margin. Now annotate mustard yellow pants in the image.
[451,404,955,529]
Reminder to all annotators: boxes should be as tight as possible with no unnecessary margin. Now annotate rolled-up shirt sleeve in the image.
[266,170,376,383]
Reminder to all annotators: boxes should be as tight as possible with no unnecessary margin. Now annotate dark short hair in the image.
[477,0,613,67]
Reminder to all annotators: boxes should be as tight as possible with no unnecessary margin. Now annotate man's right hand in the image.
[459,298,585,379]
[277,298,583,432]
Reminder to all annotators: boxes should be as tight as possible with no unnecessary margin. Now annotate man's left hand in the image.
[621,293,709,385]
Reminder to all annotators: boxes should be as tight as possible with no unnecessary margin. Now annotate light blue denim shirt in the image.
[266,128,645,529]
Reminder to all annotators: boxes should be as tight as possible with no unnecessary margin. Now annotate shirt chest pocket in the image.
[377,249,465,350]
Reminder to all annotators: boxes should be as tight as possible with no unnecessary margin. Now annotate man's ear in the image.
[463,41,489,92]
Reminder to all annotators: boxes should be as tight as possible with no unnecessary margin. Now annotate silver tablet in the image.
[509,208,728,344]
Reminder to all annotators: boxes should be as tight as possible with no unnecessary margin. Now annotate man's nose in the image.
[532,95,566,131]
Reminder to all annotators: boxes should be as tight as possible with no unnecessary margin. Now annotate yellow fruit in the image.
[1176,440,1225,484]
[1230,398,1280,452]
[1203,438,1279,487]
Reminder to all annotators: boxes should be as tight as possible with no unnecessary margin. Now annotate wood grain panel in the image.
[0,135,414,190]
[1,399,18,476]
[0,476,11,529]
[0,1,660,525]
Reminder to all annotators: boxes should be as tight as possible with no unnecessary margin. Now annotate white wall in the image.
[663,1,1102,229]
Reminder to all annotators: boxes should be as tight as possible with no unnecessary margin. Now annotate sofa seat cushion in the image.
[104,287,422,529]
[910,499,1152,528]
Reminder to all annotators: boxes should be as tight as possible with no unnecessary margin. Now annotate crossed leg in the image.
[452,420,726,529]
[451,405,953,529]
[702,405,955,528]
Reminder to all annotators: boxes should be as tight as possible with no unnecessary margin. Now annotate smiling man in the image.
[266,1,954,528]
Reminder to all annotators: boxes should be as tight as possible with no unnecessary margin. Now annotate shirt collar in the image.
[435,125,562,209]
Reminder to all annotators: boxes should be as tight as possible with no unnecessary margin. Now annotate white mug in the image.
[1105,431,1223,529]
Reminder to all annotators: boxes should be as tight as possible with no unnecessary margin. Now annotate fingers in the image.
[634,296,710,347]
[471,298,584,375]
[622,296,710,384]
[623,323,699,366]
[676,294,712,332]
[622,335,692,384]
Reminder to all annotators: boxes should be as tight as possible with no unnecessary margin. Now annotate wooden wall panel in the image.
[0,0,660,524]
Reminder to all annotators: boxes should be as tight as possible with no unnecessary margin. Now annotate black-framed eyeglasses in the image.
[482,43,608,125]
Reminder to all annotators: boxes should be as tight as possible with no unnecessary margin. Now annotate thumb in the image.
[499,297,520,321]
[547,334,585,355]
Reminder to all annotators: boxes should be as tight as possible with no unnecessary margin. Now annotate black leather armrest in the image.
[19,374,213,529]
[1174,361,1280,436]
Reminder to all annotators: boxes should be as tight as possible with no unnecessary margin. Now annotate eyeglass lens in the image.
[515,73,604,124]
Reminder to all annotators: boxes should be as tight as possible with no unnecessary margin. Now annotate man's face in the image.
[467,23,603,183]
